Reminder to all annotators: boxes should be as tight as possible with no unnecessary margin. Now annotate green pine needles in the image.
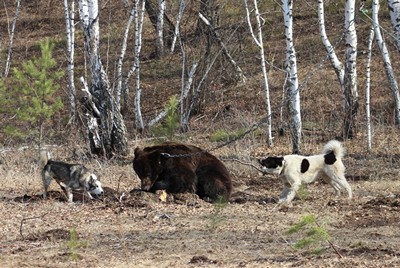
[0,38,64,144]
[151,95,180,139]
[206,196,229,232]
[64,228,88,261]
[286,214,332,255]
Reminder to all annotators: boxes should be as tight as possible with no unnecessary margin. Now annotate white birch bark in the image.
[282,0,301,154]
[116,5,135,110]
[63,0,77,122]
[134,0,146,131]
[78,0,128,157]
[317,0,344,90]
[170,0,185,54]
[4,0,21,78]
[388,0,400,52]
[343,0,358,139]
[156,0,165,57]
[373,0,400,126]
[179,60,198,132]
[243,0,273,147]
[365,26,374,151]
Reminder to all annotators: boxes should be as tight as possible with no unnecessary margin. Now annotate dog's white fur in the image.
[259,140,352,204]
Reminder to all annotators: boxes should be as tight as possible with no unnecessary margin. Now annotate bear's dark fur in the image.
[133,142,233,202]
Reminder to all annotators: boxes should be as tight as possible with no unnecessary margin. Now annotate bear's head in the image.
[133,147,166,191]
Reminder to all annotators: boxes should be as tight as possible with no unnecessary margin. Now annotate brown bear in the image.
[133,142,232,202]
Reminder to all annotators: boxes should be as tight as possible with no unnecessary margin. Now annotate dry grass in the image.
[1,135,400,267]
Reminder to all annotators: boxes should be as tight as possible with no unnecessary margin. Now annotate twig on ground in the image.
[222,158,266,174]
[19,212,48,240]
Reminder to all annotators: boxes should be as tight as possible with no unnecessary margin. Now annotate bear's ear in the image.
[134,147,142,156]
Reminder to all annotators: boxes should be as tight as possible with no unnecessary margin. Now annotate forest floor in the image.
[1,138,400,268]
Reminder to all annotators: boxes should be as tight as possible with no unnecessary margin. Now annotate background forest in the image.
[1,0,399,153]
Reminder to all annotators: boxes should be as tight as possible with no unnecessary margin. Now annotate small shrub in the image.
[64,228,88,261]
[151,95,180,139]
[206,196,229,232]
[286,214,331,255]
[0,37,64,146]
[296,184,309,201]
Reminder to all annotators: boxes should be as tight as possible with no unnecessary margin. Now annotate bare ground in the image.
[1,140,400,268]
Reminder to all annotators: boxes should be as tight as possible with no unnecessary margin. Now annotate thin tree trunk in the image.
[317,0,344,90]
[156,0,165,58]
[179,60,198,132]
[133,0,146,131]
[170,0,185,53]
[365,26,374,151]
[63,0,76,123]
[145,0,174,45]
[282,0,301,154]
[243,0,273,147]
[343,0,358,139]
[117,4,135,111]
[4,0,21,78]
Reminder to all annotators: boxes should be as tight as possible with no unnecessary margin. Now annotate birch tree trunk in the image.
[343,0,358,139]
[170,0,185,53]
[145,0,175,43]
[317,0,344,89]
[388,0,400,52]
[244,0,273,147]
[156,0,165,58]
[365,26,374,151]
[116,4,135,111]
[282,0,302,154]
[373,0,400,126]
[78,0,128,158]
[63,0,77,122]
[133,0,146,131]
[179,60,198,132]
[4,0,21,78]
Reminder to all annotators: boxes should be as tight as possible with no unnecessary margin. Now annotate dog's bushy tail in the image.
[39,150,51,168]
[322,140,345,159]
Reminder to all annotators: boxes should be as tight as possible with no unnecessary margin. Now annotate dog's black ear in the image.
[274,157,284,167]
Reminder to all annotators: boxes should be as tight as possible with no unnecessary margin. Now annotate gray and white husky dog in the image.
[258,140,352,205]
[39,150,103,202]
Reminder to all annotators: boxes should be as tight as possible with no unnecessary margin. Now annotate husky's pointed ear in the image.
[89,174,98,183]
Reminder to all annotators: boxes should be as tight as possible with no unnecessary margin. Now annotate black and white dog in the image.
[258,140,352,204]
[39,150,104,202]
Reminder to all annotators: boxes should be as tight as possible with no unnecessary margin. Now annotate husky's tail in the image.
[39,150,51,168]
[322,140,345,159]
